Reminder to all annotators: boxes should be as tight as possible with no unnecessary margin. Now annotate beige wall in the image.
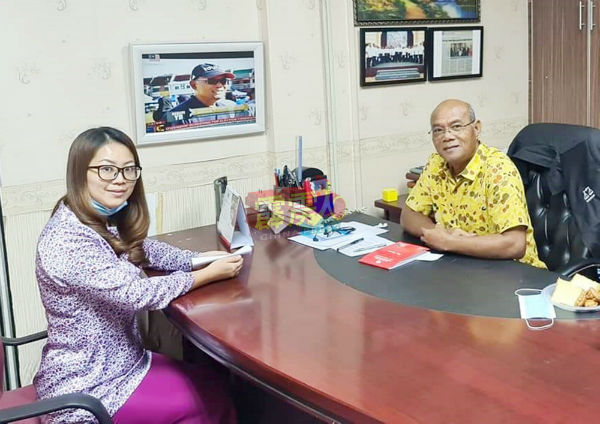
[0,0,529,383]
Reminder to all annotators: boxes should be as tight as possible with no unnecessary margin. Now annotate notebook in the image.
[358,241,429,270]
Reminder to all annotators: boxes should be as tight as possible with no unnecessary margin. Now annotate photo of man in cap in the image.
[165,63,236,124]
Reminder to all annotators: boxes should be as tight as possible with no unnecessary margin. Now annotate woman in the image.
[34,127,242,423]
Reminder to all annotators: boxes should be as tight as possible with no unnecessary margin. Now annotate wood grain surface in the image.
[158,224,600,424]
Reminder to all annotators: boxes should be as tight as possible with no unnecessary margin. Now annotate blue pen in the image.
[336,237,364,252]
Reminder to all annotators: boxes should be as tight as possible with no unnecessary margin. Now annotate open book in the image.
[358,242,429,270]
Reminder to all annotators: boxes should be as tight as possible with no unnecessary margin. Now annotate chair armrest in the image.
[0,392,112,424]
[1,330,47,346]
[556,259,600,279]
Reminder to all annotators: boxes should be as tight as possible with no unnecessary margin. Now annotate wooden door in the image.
[530,0,588,125]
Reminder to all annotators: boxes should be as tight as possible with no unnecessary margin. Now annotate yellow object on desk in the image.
[381,188,398,202]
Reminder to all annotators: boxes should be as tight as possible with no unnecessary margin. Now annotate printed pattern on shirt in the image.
[405,143,546,268]
[33,203,196,424]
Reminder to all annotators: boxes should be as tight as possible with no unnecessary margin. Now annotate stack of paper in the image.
[288,221,389,251]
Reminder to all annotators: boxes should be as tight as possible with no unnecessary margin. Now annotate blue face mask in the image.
[515,288,556,331]
[91,199,128,216]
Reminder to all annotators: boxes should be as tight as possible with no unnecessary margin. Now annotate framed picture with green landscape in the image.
[354,0,480,26]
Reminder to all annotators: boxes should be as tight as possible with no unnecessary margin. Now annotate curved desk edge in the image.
[163,306,382,424]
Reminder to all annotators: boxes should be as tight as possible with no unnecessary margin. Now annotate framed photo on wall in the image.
[130,42,264,145]
[428,26,483,81]
[360,27,427,86]
[354,0,480,26]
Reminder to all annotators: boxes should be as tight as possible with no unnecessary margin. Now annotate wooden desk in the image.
[374,194,407,223]
[159,220,600,424]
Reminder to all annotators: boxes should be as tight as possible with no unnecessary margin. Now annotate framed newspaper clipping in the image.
[130,42,265,145]
[428,26,483,81]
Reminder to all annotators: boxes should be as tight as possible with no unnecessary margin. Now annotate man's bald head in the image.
[430,99,475,125]
[429,99,481,177]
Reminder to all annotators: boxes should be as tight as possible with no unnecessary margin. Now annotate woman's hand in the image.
[190,255,244,289]
[207,255,243,279]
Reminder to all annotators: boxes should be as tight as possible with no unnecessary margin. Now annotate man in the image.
[401,99,545,268]
[166,63,236,124]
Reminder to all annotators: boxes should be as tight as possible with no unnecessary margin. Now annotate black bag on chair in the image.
[507,123,600,279]
[560,139,600,258]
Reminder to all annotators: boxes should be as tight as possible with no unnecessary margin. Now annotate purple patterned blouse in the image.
[33,203,195,423]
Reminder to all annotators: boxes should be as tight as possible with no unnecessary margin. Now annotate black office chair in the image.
[507,123,600,279]
[0,331,112,424]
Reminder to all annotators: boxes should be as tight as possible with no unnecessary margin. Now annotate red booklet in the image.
[358,242,429,270]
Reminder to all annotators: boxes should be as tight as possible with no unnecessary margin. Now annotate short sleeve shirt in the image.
[405,143,546,268]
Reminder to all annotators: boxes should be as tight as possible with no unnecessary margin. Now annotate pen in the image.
[336,237,364,252]
[352,243,387,253]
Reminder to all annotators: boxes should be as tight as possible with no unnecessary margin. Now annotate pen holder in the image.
[274,187,334,218]
[275,187,307,204]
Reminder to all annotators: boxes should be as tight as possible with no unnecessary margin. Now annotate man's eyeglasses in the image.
[88,165,142,182]
[429,119,476,139]
[198,77,230,85]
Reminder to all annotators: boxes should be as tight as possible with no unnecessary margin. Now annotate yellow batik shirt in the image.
[405,143,546,268]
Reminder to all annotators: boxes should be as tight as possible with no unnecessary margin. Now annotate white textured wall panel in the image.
[4,211,51,384]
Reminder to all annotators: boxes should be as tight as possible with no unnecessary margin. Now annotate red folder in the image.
[358,242,429,270]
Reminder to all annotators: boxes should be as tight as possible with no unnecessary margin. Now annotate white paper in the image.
[191,245,253,269]
[337,235,394,257]
[217,186,239,244]
[415,252,444,261]
[288,221,388,250]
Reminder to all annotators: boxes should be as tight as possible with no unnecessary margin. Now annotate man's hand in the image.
[420,225,527,260]
[421,223,477,251]
[447,227,476,237]
[420,227,454,252]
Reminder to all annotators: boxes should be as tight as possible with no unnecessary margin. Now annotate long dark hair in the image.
[54,127,150,266]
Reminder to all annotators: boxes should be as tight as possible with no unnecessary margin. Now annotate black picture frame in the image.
[360,27,427,87]
[427,26,483,81]
[354,0,480,26]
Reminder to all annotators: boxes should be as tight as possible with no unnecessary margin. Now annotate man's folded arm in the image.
[421,225,527,260]
[400,205,435,237]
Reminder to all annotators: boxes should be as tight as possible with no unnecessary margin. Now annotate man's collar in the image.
[442,143,485,181]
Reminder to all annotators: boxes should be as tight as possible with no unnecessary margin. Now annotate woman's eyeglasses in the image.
[88,165,142,181]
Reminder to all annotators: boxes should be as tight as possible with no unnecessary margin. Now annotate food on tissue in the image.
[551,274,600,307]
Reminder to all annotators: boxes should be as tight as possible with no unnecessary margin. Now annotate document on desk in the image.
[414,252,443,261]
[337,235,394,257]
[191,245,253,269]
[288,221,388,250]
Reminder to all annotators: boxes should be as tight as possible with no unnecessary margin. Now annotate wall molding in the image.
[1,146,333,216]
[359,116,528,159]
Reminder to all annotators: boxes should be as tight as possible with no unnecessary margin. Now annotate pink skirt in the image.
[112,352,236,424]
